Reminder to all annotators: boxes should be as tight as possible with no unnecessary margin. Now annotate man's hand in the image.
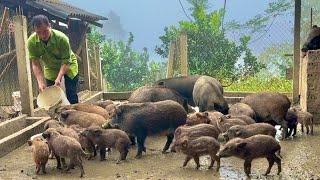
[54,78,61,87]
[38,81,46,92]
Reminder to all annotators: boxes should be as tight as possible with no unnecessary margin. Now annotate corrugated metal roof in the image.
[26,0,107,25]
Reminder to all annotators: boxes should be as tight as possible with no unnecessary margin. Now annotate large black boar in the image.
[107,100,187,158]
[193,76,228,114]
[154,75,201,106]
[241,92,291,139]
[128,85,188,112]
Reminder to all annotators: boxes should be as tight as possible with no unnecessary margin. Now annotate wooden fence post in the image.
[95,45,103,91]
[166,42,175,78]
[13,15,34,116]
[81,37,91,91]
[180,32,188,76]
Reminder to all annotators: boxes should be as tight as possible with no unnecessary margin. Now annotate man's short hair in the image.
[31,14,50,28]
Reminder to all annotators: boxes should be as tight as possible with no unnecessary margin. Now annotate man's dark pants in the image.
[46,74,79,104]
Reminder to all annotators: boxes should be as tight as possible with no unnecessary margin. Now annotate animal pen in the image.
[0,0,318,160]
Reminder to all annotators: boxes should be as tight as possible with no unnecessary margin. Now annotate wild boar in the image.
[44,119,65,130]
[241,92,291,138]
[59,110,107,128]
[27,138,50,174]
[175,136,220,171]
[228,103,256,119]
[217,135,281,177]
[186,112,211,126]
[193,76,228,114]
[154,75,201,106]
[292,108,314,135]
[81,126,131,163]
[107,100,187,158]
[128,85,188,112]
[42,128,85,177]
[222,123,277,141]
[58,103,109,119]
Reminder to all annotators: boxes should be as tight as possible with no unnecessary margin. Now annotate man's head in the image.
[31,15,51,41]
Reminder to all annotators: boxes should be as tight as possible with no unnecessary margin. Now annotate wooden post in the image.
[180,32,188,76]
[13,15,34,116]
[166,42,175,78]
[95,45,104,91]
[81,37,91,91]
[293,0,301,105]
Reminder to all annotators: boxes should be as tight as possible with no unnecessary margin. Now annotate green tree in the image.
[156,0,263,80]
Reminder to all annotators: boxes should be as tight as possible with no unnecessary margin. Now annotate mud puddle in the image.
[0,126,320,180]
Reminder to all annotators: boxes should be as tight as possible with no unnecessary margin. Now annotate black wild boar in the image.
[241,92,291,139]
[154,75,201,106]
[128,85,188,112]
[107,100,187,158]
[193,76,228,114]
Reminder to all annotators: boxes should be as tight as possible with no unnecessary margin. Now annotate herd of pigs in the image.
[27,75,314,178]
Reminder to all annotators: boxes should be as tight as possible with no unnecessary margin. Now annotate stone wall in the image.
[300,50,320,124]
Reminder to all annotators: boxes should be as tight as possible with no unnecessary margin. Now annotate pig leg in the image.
[193,156,200,169]
[136,134,147,159]
[273,154,281,175]
[41,163,46,174]
[99,146,107,161]
[301,123,304,133]
[306,125,310,134]
[265,156,275,175]
[55,154,62,169]
[61,158,67,169]
[311,122,314,135]
[244,159,252,177]
[292,124,297,136]
[182,156,192,167]
[162,133,174,153]
[129,135,136,146]
[36,164,41,174]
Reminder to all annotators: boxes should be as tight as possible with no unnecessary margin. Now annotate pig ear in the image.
[238,142,247,148]
[27,140,32,146]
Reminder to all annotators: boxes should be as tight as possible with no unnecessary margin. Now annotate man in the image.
[27,14,79,104]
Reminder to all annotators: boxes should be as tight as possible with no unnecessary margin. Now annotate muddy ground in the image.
[0,126,320,180]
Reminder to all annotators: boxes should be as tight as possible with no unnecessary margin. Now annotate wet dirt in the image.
[0,126,320,180]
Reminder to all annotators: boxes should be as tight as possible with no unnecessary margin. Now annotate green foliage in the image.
[88,27,166,91]
[225,76,293,93]
[156,1,263,79]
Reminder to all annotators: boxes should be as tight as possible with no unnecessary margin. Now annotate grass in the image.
[224,76,293,93]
